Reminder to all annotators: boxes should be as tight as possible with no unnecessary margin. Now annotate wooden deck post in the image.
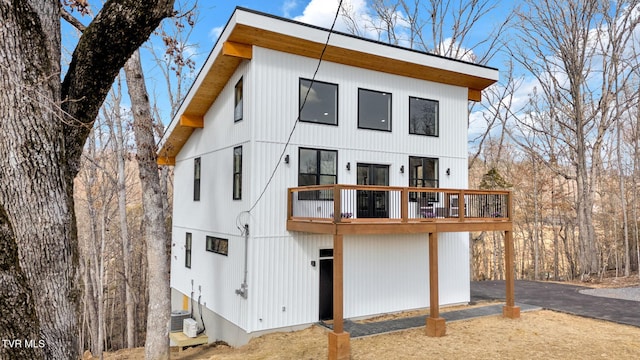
[426,232,446,337]
[503,230,520,318]
[328,234,350,360]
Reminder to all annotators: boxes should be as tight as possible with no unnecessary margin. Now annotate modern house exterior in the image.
[158,7,518,359]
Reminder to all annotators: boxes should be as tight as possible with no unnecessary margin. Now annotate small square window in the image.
[206,236,229,256]
[409,97,438,136]
[234,78,243,122]
[358,88,391,131]
[299,78,338,125]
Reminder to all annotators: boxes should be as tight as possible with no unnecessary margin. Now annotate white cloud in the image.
[209,26,224,42]
[282,0,298,18]
[293,0,370,34]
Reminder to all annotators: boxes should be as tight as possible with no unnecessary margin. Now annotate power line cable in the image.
[245,0,344,215]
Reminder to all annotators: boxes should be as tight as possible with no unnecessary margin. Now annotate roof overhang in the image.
[157,7,499,164]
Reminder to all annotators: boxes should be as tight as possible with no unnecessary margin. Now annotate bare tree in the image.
[0,1,175,358]
[124,49,171,360]
[510,0,640,277]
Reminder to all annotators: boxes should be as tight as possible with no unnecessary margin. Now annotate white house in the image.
[157,7,517,358]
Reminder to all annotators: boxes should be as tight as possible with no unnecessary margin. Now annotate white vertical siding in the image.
[244,232,469,332]
[170,229,248,329]
[171,60,254,331]
[172,45,475,335]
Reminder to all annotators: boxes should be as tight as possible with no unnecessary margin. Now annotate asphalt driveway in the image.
[471,280,640,328]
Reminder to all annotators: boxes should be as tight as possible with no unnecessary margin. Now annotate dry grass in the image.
[95,308,640,360]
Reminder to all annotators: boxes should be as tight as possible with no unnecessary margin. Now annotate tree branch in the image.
[61,0,175,178]
[60,7,86,32]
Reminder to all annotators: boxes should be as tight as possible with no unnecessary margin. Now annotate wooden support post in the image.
[333,186,342,224]
[503,230,520,318]
[401,188,408,222]
[426,232,446,337]
[287,189,293,220]
[329,234,350,360]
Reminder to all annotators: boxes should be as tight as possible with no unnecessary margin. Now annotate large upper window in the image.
[358,88,392,131]
[233,146,242,200]
[193,157,201,201]
[409,97,439,136]
[185,233,192,268]
[234,77,243,122]
[298,148,337,200]
[299,78,338,125]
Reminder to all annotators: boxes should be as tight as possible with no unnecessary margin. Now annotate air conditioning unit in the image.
[170,310,190,332]
[183,318,198,338]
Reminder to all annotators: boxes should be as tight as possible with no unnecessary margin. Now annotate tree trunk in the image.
[0,2,174,358]
[110,85,136,348]
[124,49,171,360]
[0,3,78,358]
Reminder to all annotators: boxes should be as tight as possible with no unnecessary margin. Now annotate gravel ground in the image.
[579,287,640,301]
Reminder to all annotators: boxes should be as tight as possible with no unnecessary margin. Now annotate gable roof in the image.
[157,7,499,165]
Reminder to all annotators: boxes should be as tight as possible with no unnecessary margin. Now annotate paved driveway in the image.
[471,280,640,327]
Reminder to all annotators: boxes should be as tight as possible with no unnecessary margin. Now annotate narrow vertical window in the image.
[234,77,243,122]
[233,146,242,200]
[194,157,201,201]
[185,233,192,268]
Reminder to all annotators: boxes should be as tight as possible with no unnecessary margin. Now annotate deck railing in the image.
[287,185,511,223]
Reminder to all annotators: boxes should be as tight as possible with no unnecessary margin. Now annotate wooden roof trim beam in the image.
[157,156,176,166]
[468,88,482,102]
[179,114,204,128]
[223,41,253,59]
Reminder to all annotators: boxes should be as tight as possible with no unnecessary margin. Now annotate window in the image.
[298,148,337,200]
[409,97,439,136]
[185,233,192,268]
[299,78,338,125]
[409,156,439,201]
[358,88,391,131]
[233,146,242,200]
[193,158,201,201]
[206,236,229,256]
[234,77,243,122]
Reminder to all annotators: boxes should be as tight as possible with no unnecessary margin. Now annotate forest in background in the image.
[55,0,640,357]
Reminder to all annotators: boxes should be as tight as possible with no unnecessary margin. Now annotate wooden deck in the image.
[287,185,513,234]
[287,185,518,360]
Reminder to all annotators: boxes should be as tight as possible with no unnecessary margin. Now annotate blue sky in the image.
[138,0,517,126]
[60,1,518,135]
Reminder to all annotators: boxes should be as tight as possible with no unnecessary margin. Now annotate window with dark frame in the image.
[358,88,392,131]
[193,157,201,201]
[298,148,337,200]
[409,156,439,201]
[233,146,242,200]
[409,97,439,136]
[299,78,338,125]
[206,236,229,256]
[185,232,192,268]
[234,77,243,122]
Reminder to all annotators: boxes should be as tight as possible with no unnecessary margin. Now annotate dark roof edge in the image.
[235,6,499,72]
